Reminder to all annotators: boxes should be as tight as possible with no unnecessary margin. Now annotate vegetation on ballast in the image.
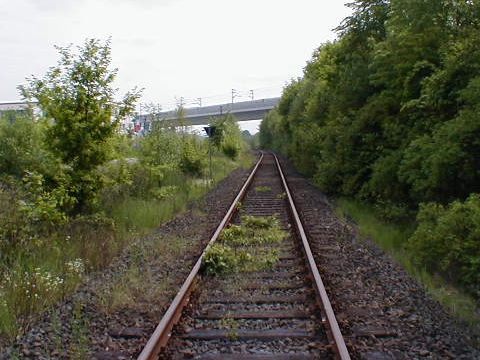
[202,215,286,275]
[255,186,272,193]
[0,38,251,340]
[259,0,480,305]
[336,198,480,326]
[408,194,480,298]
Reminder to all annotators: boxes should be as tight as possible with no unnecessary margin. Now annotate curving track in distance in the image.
[138,152,350,360]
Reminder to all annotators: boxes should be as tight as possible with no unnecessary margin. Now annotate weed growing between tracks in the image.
[220,316,239,341]
[254,186,272,193]
[202,215,286,276]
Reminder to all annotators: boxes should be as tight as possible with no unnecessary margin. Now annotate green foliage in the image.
[0,115,58,179]
[203,216,286,275]
[220,224,248,245]
[336,197,480,325]
[255,186,271,192]
[139,124,182,167]
[408,195,480,297]
[20,172,73,226]
[210,114,244,160]
[20,38,141,213]
[180,137,207,177]
[259,0,480,298]
[241,130,259,149]
[202,244,240,275]
[261,0,480,206]
[242,215,280,230]
[0,186,31,262]
[0,37,254,341]
[220,216,286,246]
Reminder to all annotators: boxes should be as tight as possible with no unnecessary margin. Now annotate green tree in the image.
[210,114,244,160]
[20,39,141,213]
[259,0,480,296]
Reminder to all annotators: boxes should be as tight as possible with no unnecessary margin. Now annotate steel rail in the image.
[273,153,351,360]
[138,152,264,360]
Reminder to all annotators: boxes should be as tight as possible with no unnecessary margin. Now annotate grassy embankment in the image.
[111,153,253,239]
[335,198,480,329]
[0,152,253,342]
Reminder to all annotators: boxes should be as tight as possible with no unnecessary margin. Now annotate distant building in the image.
[132,113,155,136]
[0,101,42,120]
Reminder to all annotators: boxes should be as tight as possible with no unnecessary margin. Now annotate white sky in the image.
[0,0,352,109]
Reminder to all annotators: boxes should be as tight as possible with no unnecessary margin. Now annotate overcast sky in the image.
[1,0,352,109]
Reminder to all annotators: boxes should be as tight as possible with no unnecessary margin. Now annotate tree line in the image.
[0,39,248,338]
[259,0,480,297]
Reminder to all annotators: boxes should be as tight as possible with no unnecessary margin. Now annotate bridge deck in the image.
[136,97,279,126]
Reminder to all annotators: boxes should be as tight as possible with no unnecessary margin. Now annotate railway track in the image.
[138,152,350,360]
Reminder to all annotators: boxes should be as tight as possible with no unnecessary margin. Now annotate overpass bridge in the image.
[135,97,279,131]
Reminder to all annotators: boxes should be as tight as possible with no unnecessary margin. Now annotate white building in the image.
[0,101,42,119]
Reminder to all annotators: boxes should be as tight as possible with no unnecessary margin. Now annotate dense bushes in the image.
[210,114,244,160]
[259,0,480,297]
[0,110,248,337]
[0,115,58,179]
[0,39,250,338]
[179,137,207,177]
[408,195,480,297]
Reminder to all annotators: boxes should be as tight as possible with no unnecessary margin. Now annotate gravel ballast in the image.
[278,155,479,359]
[1,153,479,359]
[0,165,252,359]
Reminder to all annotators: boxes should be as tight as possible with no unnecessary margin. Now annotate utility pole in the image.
[175,96,185,107]
[231,88,238,109]
[249,89,254,101]
[195,97,202,107]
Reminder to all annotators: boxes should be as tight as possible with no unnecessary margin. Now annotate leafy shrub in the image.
[0,116,58,180]
[20,171,72,228]
[202,244,238,275]
[139,126,182,167]
[180,138,206,177]
[221,141,240,160]
[407,194,480,297]
[210,114,245,160]
[202,244,277,275]
[150,185,178,200]
[128,163,167,198]
[220,224,248,245]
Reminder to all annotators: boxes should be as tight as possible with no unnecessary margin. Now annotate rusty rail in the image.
[273,153,351,360]
[138,151,350,359]
[137,152,264,360]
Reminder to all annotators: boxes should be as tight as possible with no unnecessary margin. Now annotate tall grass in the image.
[335,197,480,328]
[0,151,253,341]
[111,152,253,238]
